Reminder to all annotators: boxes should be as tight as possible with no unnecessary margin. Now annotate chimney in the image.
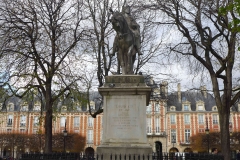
[177,83,181,103]
[160,81,168,98]
[200,86,207,98]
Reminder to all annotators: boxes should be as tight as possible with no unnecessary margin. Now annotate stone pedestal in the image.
[97,75,152,160]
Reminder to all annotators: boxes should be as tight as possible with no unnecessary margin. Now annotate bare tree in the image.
[84,0,168,117]
[0,0,89,153]
[144,0,240,159]
[83,0,116,87]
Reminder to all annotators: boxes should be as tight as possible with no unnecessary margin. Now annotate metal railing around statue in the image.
[19,152,224,160]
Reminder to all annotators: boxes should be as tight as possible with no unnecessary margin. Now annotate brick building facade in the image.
[0,83,240,158]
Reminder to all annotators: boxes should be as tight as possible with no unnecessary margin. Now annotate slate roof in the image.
[167,90,216,111]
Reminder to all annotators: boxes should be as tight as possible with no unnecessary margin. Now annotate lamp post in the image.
[63,120,68,153]
[230,128,233,146]
[205,117,209,153]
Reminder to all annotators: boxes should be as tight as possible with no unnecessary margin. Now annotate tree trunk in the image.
[219,106,231,160]
[211,73,232,160]
[44,84,53,153]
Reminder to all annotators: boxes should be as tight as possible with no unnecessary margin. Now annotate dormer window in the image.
[182,101,191,111]
[196,100,205,111]
[7,103,14,111]
[21,104,28,112]
[184,105,189,111]
[33,105,41,111]
[33,102,41,111]
[75,104,81,111]
[212,106,218,111]
[170,106,176,111]
[61,106,67,112]
[155,103,160,113]
[198,105,203,111]
[89,101,95,110]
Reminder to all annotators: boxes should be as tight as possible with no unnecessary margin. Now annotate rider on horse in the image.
[111,5,142,57]
[121,5,142,56]
[110,4,142,74]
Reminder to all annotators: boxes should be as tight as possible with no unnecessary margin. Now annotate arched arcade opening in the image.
[155,141,163,153]
[85,147,94,155]
[169,147,179,153]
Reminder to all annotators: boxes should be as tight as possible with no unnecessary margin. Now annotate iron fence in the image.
[19,152,224,160]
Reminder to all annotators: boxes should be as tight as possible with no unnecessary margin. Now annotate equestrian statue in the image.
[110,5,142,75]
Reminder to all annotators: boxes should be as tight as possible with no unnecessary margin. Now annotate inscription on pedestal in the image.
[112,117,138,130]
[103,95,146,143]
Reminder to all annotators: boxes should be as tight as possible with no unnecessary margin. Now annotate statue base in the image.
[97,75,152,160]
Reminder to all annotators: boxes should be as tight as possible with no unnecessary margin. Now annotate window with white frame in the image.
[87,129,93,143]
[155,103,160,113]
[155,117,160,134]
[147,117,152,134]
[213,114,218,124]
[8,115,13,126]
[7,103,14,111]
[198,105,204,111]
[198,114,204,124]
[185,129,190,143]
[170,114,176,124]
[74,117,80,127]
[33,105,41,111]
[146,104,152,114]
[184,114,190,124]
[171,129,176,143]
[20,115,26,127]
[60,117,66,127]
[184,105,189,111]
[34,117,39,126]
[75,105,81,111]
[21,105,28,111]
[88,116,93,127]
[89,101,95,110]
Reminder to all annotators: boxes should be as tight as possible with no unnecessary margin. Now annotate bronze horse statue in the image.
[110,10,141,75]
